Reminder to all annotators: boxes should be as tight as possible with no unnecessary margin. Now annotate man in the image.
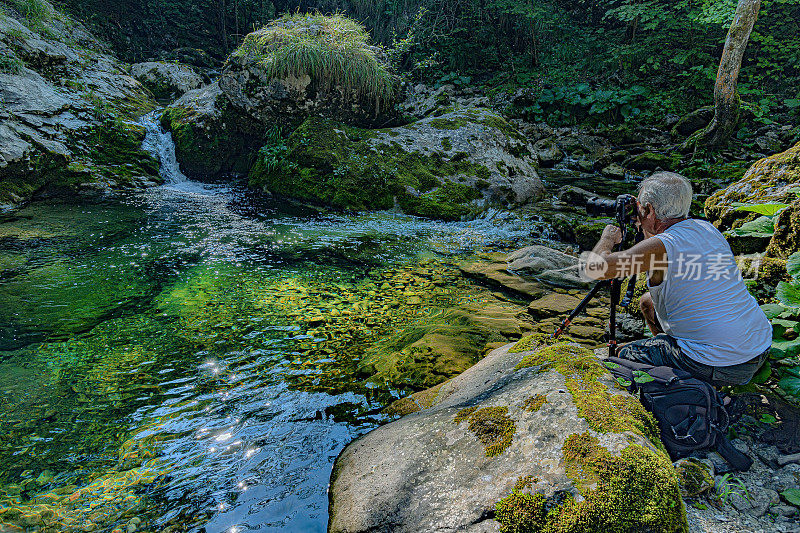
[582,171,772,386]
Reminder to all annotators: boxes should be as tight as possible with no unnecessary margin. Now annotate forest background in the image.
[52,0,800,128]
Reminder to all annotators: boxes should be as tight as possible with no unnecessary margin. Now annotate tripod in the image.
[552,229,641,359]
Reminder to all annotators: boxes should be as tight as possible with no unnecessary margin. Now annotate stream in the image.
[0,113,548,532]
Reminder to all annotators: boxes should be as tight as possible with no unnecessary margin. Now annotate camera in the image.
[586,194,638,228]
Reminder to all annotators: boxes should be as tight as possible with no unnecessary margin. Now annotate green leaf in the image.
[762,303,788,319]
[781,488,800,507]
[787,252,800,282]
[734,203,788,216]
[603,361,621,370]
[778,376,800,397]
[777,281,800,308]
[772,338,800,358]
[726,216,775,237]
[632,370,655,384]
[760,414,777,424]
[751,362,771,384]
[616,377,632,388]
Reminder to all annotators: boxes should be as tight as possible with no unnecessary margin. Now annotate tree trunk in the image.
[698,0,761,147]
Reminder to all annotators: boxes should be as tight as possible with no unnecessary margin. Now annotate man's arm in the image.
[582,225,668,281]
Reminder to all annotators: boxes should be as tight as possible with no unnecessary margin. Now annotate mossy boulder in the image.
[219,13,399,128]
[130,61,205,101]
[160,81,263,179]
[329,340,686,533]
[705,142,800,229]
[250,108,543,220]
[767,195,800,259]
[625,151,679,171]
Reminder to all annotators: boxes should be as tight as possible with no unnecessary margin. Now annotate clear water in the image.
[0,117,542,532]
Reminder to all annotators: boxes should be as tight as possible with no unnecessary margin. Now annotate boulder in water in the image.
[329,339,687,533]
[160,81,263,178]
[506,245,589,289]
[248,107,543,219]
[130,61,205,101]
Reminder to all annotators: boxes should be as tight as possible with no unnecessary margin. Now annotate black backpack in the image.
[603,357,753,471]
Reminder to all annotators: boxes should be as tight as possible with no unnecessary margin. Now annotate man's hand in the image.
[601,225,623,246]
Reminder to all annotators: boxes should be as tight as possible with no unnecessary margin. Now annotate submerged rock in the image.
[130,61,205,101]
[0,0,158,209]
[249,108,543,219]
[329,339,687,533]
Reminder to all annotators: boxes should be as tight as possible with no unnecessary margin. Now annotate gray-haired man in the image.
[582,171,772,386]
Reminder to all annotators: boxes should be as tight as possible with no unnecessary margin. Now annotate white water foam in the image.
[138,111,220,195]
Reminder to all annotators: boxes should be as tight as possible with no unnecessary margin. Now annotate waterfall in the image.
[138,110,188,184]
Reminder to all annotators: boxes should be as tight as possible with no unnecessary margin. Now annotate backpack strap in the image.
[715,433,753,471]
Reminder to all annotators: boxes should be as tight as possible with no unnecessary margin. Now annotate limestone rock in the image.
[329,341,687,533]
[0,0,158,208]
[506,245,590,289]
[459,254,544,300]
[527,293,583,319]
[249,108,544,219]
[130,61,205,100]
[705,142,800,230]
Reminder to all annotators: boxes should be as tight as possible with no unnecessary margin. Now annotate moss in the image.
[521,394,547,412]
[428,117,469,130]
[515,339,664,451]
[455,406,516,457]
[675,458,713,497]
[251,116,492,220]
[496,433,685,533]
[767,197,800,259]
[441,137,452,151]
[514,475,539,491]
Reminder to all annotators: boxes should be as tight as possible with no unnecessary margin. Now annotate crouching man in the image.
[581,171,771,386]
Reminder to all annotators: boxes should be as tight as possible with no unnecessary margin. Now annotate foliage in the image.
[716,473,749,506]
[8,0,50,23]
[758,253,800,403]
[231,13,397,105]
[0,50,23,73]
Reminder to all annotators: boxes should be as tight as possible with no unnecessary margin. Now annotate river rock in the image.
[531,137,564,167]
[705,142,800,230]
[219,14,399,128]
[160,81,263,178]
[250,108,544,219]
[459,254,544,300]
[766,195,800,259]
[506,245,589,288]
[0,0,158,209]
[130,61,205,100]
[330,340,687,533]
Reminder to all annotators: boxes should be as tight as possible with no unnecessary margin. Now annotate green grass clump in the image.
[231,12,396,106]
[8,0,51,23]
[0,51,23,73]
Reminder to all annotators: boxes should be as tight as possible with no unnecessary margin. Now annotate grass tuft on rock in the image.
[231,12,396,105]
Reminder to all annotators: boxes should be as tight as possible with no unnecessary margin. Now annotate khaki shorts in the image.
[618,334,769,386]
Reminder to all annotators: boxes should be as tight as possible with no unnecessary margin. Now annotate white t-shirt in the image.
[648,219,772,366]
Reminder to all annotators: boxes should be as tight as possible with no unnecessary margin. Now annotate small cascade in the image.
[138,110,188,184]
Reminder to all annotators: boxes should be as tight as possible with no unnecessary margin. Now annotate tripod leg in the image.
[609,278,622,358]
[553,280,608,339]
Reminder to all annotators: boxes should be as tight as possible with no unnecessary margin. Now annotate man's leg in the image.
[617,334,715,382]
[639,292,662,337]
